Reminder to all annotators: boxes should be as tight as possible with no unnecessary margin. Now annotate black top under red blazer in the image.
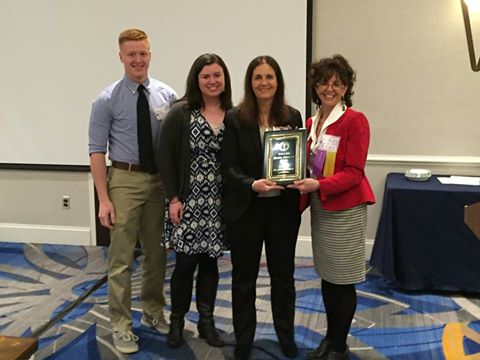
[221,106,303,222]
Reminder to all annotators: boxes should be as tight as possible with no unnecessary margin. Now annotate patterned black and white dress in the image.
[163,109,227,258]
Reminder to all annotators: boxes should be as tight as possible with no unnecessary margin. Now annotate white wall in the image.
[297,0,480,257]
[313,0,479,157]
[0,170,95,245]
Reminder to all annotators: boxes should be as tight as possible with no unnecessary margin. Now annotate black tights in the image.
[321,279,357,353]
[170,252,219,315]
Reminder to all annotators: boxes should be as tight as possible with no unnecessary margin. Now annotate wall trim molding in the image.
[2,155,478,172]
[0,223,92,246]
[367,154,480,166]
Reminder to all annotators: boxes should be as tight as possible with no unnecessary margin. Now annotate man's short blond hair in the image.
[118,28,149,46]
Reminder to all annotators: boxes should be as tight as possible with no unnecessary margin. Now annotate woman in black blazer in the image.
[222,55,302,360]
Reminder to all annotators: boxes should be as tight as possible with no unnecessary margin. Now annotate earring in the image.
[341,96,346,111]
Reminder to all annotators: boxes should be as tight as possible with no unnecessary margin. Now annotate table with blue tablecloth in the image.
[370,172,480,292]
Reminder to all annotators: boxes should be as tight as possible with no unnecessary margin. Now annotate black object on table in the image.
[370,172,480,292]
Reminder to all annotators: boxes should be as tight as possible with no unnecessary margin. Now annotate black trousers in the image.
[228,196,301,347]
[169,252,219,316]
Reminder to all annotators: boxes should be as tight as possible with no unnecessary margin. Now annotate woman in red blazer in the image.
[289,55,375,360]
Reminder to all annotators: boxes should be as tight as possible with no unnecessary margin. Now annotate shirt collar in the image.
[123,75,151,93]
[309,102,346,145]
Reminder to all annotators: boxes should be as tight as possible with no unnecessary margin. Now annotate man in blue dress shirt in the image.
[88,28,177,354]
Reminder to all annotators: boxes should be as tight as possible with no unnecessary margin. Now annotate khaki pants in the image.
[107,167,167,332]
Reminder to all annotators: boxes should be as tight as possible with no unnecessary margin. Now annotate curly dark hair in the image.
[238,55,290,128]
[310,54,356,108]
[180,53,233,111]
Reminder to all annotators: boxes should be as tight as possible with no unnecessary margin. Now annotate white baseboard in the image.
[0,223,92,246]
[296,236,313,257]
[366,239,374,260]
[296,236,374,260]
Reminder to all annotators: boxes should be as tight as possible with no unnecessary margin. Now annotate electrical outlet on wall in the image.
[62,196,70,209]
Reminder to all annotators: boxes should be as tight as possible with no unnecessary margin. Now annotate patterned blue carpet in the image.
[0,242,479,359]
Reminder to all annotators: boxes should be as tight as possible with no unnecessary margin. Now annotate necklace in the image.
[210,122,223,130]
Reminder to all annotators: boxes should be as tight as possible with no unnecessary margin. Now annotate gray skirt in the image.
[310,192,367,284]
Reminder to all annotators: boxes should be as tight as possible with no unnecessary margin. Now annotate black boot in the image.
[196,256,224,347]
[197,312,225,347]
[167,313,185,348]
[306,339,334,359]
[168,252,195,348]
[234,344,252,359]
[280,341,298,358]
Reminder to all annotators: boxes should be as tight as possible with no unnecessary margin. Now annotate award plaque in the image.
[263,128,307,184]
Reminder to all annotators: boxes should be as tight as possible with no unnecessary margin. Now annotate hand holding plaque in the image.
[263,129,307,185]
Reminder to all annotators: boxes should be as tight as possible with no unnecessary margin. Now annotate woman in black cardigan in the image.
[222,55,302,360]
[158,53,232,348]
